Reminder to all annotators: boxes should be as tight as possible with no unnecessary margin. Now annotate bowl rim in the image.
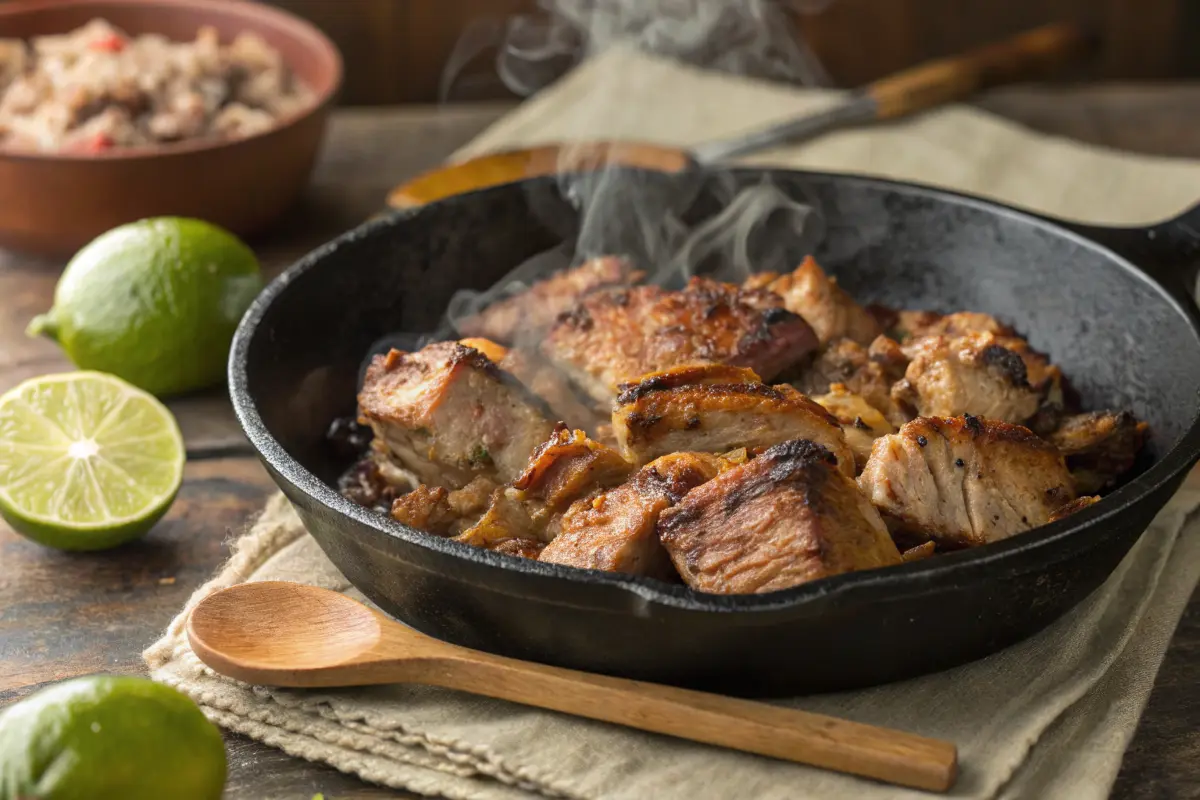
[0,0,344,162]
[228,168,1200,615]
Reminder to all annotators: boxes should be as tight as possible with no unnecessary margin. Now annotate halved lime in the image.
[0,371,185,551]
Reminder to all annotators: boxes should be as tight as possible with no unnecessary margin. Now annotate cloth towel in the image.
[146,47,1200,800]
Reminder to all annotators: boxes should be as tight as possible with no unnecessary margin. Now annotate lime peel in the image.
[26,312,58,340]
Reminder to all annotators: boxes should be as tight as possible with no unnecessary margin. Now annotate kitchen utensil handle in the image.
[386,142,692,209]
[413,650,957,792]
[867,22,1091,119]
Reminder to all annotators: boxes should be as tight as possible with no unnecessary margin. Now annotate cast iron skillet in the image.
[229,169,1200,696]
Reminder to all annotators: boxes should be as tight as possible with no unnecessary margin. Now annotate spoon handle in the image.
[411,649,957,792]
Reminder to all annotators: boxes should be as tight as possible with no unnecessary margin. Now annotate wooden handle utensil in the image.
[188,581,958,792]
[386,21,1089,210]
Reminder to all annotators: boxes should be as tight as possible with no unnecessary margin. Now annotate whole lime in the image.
[27,217,263,397]
[0,675,227,800]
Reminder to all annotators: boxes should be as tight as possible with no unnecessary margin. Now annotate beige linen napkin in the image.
[146,48,1200,800]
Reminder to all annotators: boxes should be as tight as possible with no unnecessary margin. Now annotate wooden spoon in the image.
[188,580,958,791]
[388,21,1090,209]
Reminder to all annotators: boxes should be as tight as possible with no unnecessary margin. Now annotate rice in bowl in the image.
[0,18,314,153]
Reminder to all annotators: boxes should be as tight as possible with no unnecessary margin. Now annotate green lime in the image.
[27,217,263,397]
[0,675,226,800]
[0,371,184,551]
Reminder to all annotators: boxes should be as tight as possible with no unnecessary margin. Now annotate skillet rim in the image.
[229,167,1200,615]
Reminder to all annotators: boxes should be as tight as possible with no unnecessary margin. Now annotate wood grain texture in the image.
[0,95,1197,799]
[188,582,957,791]
[0,457,277,694]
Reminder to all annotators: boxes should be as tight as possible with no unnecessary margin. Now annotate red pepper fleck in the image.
[65,133,115,154]
[89,33,127,53]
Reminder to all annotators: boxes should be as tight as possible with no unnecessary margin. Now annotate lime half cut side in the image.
[0,371,185,550]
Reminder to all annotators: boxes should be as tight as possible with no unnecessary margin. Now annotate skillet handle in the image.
[1064,203,1200,306]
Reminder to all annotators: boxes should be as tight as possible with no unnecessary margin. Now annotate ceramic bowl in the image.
[0,0,342,255]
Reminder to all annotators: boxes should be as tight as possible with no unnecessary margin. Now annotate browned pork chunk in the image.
[765,256,882,346]
[892,333,1043,423]
[541,276,820,405]
[1048,411,1148,494]
[456,256,638,344]
[358,342,556,489]
[879,310,1015,342]
[539,451,723,577]
[452,426,634,557]
[793,336,909,426]
[459,337,605,434]
[510,425,634,524]
[611,364,855,476]
[811,383,898,472]
[857,415,1076,549]
[658,440,902,594]
[388,475,498,538]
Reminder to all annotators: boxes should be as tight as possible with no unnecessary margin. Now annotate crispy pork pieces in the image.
[810,383,897,471]
[762,256,882,346]
[611,364,855,476]
[857,415,1077,549]
[456,256,638,344]
[892,333,1044,423]
[349,255,1150,593]
[541,276,820,405]
[358,342,557,489]
[793,336,909,427]
[452,426,634,554]
[539,452,724,577]
[458,337,606,436]
[658,440,902,594]
[1049,411,1148,494]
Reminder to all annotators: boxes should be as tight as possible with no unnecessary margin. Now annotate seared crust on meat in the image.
[390,486,457,535]
[793,337,908,426]
[453,488,546,558]
[513,425,634,516]
[541,276,819,405]
[539,452,722,577]
[358,342,557,489]
[1048,411,1148,494]
[1048,494,1102,522]
[615,364,762,401]
[456,256,639,344]
[892,333,1043,423]
[453,426,633,554]
[389,476,497,536]
[612,364,855,475]
[811,383,898,472]
[857,415,1075,548]
[766,256,882,346]
[871,308,1013,342]
[460,337,606,434]
[658,439,901,594]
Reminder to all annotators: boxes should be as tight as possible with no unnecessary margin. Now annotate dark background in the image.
[255,0,1197,105]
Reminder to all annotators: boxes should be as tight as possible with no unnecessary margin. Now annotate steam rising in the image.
[442,0,834,102]
[439,0,835,347]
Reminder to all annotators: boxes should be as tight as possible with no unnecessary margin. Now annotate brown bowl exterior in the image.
[0,0,343,255]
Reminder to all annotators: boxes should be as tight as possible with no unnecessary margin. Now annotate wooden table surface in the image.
[2,88,1198,799]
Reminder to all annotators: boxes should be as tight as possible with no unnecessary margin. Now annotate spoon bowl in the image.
[188,581,383,673]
